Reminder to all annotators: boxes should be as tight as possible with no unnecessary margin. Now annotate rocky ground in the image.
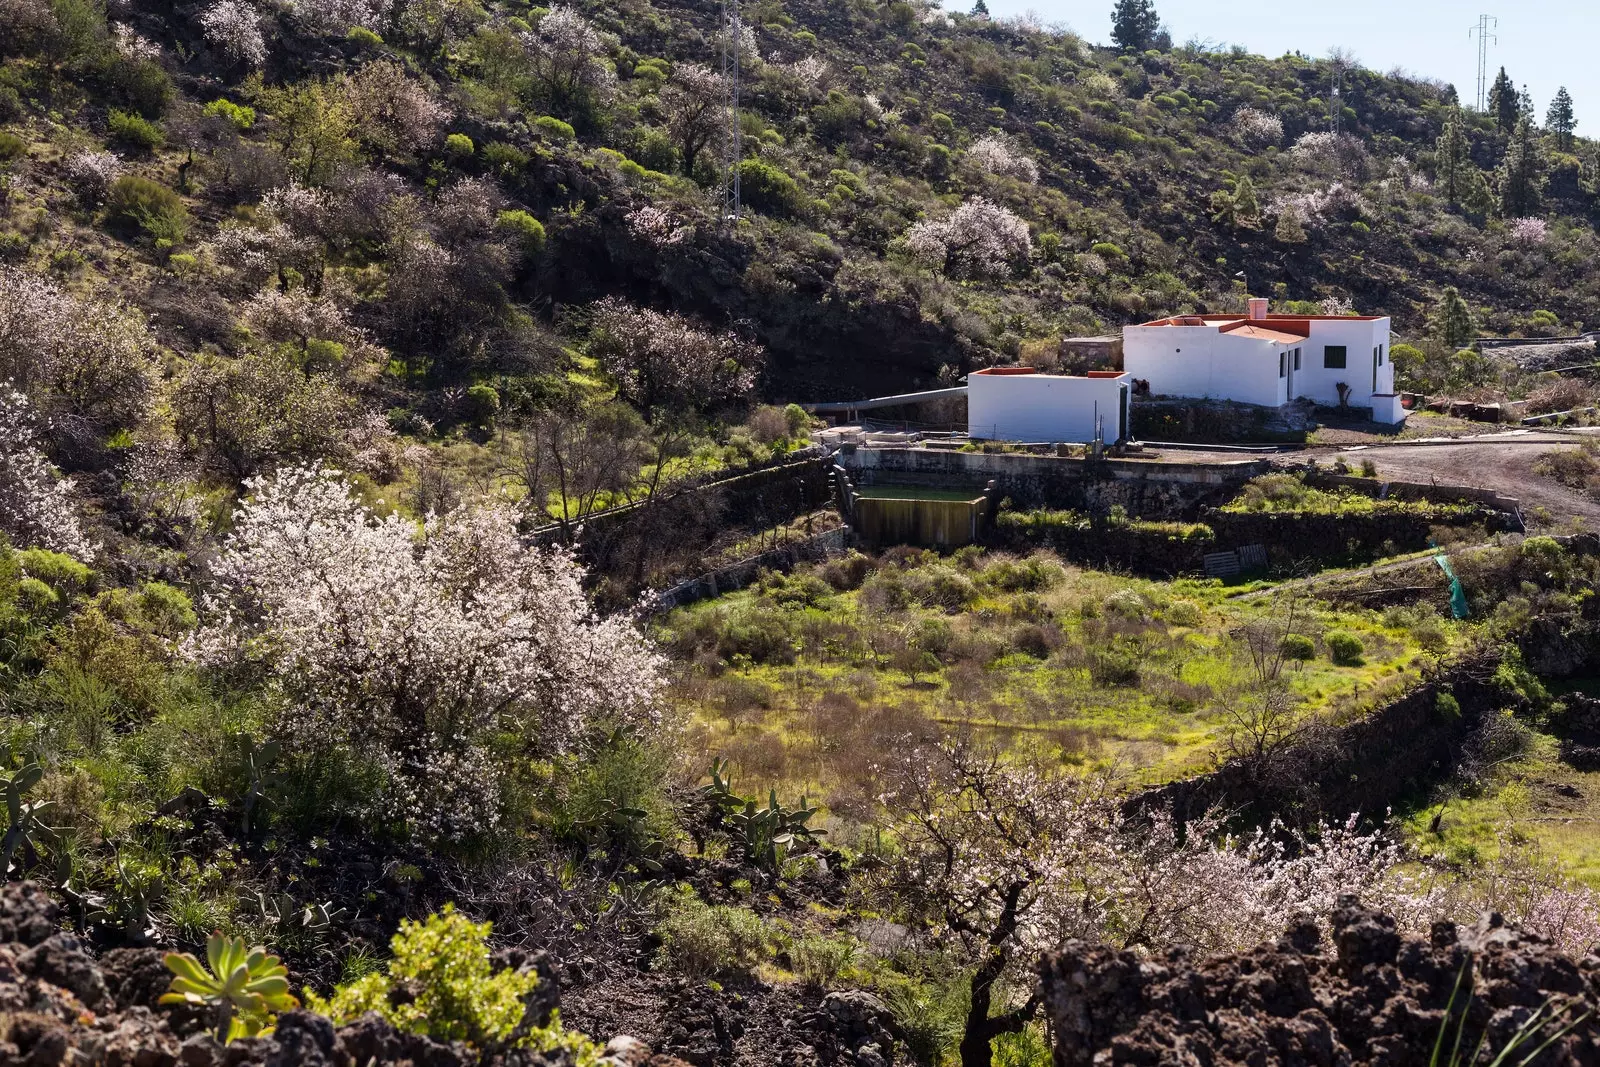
[0,880,903,1067]
[1041,898,1600,1067]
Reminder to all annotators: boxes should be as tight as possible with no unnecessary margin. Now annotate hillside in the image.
[9,2,1600,1066]
[2,0,1598,407]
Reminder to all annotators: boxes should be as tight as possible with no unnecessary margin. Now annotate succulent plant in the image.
[1,761,61,877]
[161,933,299,1042]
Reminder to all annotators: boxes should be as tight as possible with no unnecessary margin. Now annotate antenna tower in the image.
[1468,14,1497,111]
[720,0,742,224]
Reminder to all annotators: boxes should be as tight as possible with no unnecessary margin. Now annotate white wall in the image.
[967,373,1130,443]
[1291,318,1393,409]
[1124,317,1398,420]
[1123,326,1286,408]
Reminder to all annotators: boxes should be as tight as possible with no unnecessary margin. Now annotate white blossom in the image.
[625,205,690,248]
[0,266,157,429]
[904,197,1031,280]
[1506,216,1548,246]
[64,150,124,205]
[0,387,95,561]
[187,465,664,840]
[524,6,616,109]
[1229,107,1283,149]
[200,0,267,67]
[111,22,162,60]
[787,55,829,89]
[967,134,1039,182]
[1290,130,1368,176]
[290,0,390,35]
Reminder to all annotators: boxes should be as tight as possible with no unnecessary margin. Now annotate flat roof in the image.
[971,367,1131,381]
[1137,313,1386,327]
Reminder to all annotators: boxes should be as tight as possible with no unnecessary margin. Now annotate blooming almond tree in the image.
[966,135,1039,183]
[658,63,727,177]
[589,297,763,418]
[0,266,158,431]
[904,197,1031,280]
[188,466,663,840]
[524,6,615,116]
[200,0,268,68]
[0,387,95,561]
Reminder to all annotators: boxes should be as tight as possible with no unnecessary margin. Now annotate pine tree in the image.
[1517,86,1535,124]
[1546,87,1577,151]
[1231,174,1259,225]
[1274,210,1308,244]
[1488,67,1517,132]
[1432,287,1476,348]
[1462,166,1496,221]
[1110,0,1160,52]
[969,0,989,17]
[1434,110,1470,206]
[1499,118,1543,217]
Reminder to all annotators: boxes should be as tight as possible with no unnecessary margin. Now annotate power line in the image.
[1468,14,1497,111]
[720,0,742,225]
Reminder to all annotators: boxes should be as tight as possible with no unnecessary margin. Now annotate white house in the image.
[1122,299,1404,424]
[967,367,1132,443]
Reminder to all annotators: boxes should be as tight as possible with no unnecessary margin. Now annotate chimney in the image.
[1248,297,1269,321]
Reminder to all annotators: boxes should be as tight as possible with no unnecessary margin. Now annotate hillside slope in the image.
[2,0,1598,410]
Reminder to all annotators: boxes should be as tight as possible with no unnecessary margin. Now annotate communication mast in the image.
[1468,14,1497,111]
[720,0,742,224]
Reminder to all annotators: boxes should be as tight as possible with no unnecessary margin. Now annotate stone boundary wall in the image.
[1306,471,1520,512]
[647,527,850,613]
[841,447,1269,518]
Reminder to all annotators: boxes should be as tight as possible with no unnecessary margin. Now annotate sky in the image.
[948,0,1594,133]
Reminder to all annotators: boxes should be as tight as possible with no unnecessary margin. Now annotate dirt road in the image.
[1143,430,1600,523]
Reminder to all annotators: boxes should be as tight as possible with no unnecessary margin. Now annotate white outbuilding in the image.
[967,367,1132,443]
[1122,299,1404,424]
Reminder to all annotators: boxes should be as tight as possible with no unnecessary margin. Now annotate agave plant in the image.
[1,761,61,877]
[161,933,299,1042]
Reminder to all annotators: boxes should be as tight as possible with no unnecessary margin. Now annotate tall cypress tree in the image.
[1547,87,1578,151]
[1432,288,1477,349]
[1487,67,1517,132]
[1499,118,1543,216]
[1435,110,1470,206]
[1110,0,1160,52]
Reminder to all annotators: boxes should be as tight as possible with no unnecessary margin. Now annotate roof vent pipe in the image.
[1248,297,1269,321]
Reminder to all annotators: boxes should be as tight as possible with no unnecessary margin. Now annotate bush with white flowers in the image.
[187,466,664,840]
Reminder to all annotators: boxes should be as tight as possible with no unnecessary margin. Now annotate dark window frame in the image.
[1324,345,1347,369]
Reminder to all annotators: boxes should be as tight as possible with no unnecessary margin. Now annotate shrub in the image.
[790,933,860,988]
[462,384,500,427]
[1325,630,1364,666]
[1280,633,1316,661]
[0,132,25,161]
[482,141,528,176]
[496,209,546,255]
[106,175,188,242]
[1089,645,1141,686]
[346,25,382,46]
[310,905,594,1054]
[737,158,806,217]
[444,132,475,159]
[108,109,164,151]
[655,890,769,978]
[1164,600,1202,627]
[1436,692,1461,719]
[534,115,576,142]
[202,98,256,130]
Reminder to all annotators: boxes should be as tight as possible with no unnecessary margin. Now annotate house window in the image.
[1293,348,1301,370]
[1279,351,1286,378]
[1324,345,1347,369]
